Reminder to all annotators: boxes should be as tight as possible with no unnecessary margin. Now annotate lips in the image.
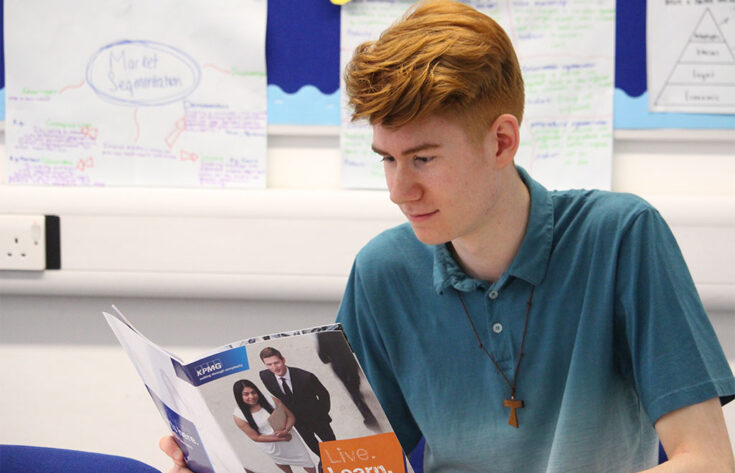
[405,209,439,222]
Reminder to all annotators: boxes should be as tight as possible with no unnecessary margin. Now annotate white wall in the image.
[1,128,734,471]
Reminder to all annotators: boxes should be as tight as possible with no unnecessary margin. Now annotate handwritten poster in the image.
[4,0,267,188]
[340,0,616,190]
[647,0,735,114]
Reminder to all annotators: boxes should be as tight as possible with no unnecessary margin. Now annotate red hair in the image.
[344,0,524,137]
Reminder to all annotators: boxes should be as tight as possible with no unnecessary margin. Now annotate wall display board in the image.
[647,0,735,115]
[4,0,267,188]
[613,0,735,129]
[340,0,616,190]
[2,0,733,183]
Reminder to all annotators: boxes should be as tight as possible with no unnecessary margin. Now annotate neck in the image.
[450,168,530,282]
[250,404,262,413]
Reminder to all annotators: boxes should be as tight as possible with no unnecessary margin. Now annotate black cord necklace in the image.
[456,285,535,428]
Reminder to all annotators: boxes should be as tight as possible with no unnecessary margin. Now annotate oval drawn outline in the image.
[86,40,201,107]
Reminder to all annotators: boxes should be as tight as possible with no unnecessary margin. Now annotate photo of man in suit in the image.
[258,346,336,458]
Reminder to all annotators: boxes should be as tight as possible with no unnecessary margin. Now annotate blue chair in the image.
[408,437,426,473]
[659,442,668,463]
[0,445,161,473]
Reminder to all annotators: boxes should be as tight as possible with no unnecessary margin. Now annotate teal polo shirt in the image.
[337,167,735,473]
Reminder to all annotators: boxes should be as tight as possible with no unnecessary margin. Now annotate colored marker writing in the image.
[86,40,201,106]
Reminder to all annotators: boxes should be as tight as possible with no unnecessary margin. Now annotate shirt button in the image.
[492,323,503,334]
[488,290,499,300]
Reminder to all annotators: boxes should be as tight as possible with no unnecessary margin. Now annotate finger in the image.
[159,435,186,465]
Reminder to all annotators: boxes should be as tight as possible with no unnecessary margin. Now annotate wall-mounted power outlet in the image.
[0,215,47,270]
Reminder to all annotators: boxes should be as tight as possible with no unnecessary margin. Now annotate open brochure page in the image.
[104,308,414,473]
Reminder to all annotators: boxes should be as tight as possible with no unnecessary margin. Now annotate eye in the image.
[414,156,434,164]
[379,155,395,163]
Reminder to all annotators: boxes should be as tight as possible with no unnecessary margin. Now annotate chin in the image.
[410,226,451,246]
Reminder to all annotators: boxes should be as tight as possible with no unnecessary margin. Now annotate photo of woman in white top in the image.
[232,379,317,473]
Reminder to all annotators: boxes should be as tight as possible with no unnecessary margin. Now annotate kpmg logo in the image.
[174,347,248,386]
[195,359,223,377]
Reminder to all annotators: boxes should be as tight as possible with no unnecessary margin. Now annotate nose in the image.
[387,162,422,205]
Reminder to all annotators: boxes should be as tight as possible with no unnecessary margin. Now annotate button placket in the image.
[477,289,512,369]
[482,285,520,370]
[487,289,502,335]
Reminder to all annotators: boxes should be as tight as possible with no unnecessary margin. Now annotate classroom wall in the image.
[1,128,734,471]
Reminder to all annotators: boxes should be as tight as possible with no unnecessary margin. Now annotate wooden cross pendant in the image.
[504,398,524,428]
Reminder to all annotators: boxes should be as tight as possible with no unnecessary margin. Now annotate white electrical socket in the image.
[0,215,46,270]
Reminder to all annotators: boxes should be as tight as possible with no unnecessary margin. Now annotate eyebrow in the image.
[371,142,441,157]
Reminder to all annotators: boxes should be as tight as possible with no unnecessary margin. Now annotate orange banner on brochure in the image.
[319,432,407,473]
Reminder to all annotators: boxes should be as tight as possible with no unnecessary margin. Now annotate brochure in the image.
[104,307,414,473]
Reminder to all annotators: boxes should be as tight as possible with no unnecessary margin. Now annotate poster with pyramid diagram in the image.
[647,3,735,115]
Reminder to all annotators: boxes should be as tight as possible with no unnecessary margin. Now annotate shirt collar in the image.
[279,368,291,383]
[432,166,554,294]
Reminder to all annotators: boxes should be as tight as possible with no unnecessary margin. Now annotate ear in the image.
[485,114,520,169]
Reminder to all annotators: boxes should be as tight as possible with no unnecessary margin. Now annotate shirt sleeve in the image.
[614,207,735,424]
[337,259,423,452]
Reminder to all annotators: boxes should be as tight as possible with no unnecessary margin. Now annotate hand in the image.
[277,433,293,441]
[159,435,193,473]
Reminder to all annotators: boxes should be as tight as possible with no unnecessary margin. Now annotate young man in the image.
[162,1,735,472]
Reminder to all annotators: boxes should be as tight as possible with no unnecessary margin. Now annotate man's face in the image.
[262,355,287,377]
[372,114,505,246]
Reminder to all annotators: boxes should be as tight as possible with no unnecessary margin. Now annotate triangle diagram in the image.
[654,8,735,111]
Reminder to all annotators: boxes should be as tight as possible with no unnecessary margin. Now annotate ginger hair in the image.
[344,0,524,137]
